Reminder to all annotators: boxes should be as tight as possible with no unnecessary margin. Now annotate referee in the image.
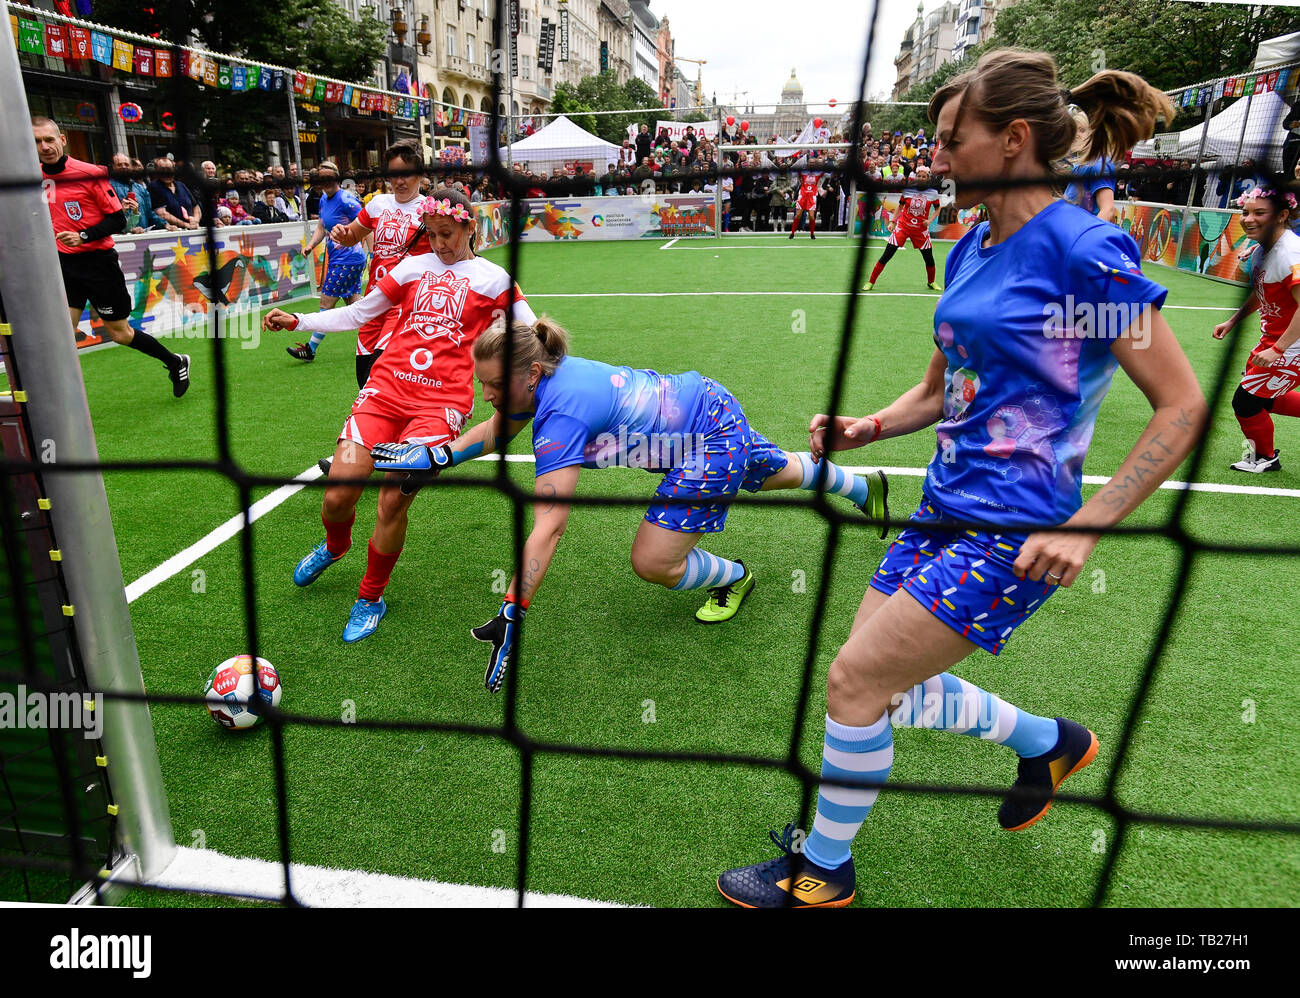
[32,116,190,397]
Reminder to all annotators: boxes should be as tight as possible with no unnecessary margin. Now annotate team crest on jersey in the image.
[410,270,471,344]
[355,386,381,407]
[374,208,414,255]
[64,200,83,221]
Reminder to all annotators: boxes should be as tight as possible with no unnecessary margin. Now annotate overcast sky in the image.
[649,0,938,108]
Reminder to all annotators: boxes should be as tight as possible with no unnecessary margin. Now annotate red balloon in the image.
[740,120,749,132]
[829,98,837,107]
[813,117,823,128]
[726,115,735,126]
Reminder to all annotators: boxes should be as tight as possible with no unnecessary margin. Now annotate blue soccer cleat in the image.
[343,597,387,643]
[717,823,856,908]
[293,540,344,587]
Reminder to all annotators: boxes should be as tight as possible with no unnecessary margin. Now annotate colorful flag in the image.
[312,79,325,101]
[293,72,308,95]
[1244,75,1256,96]
[91,31,112,65]
[350,87,362,108]
[154,48,172,77]
[1212,79,1225,101]
[202,58,217,86]
[185,49,201,79]
[232,65,246,90]
[112,38,132,71]
[271,69,286,91]
[44,24,67,58]
[217,63,232,88]
[1267,71,1278,92]
[258,66,272,90]
[134,46,152,75]
[68,26,91,59]
[1278,69,1291,96]
[343,85,354,105]
[18,18,43,54]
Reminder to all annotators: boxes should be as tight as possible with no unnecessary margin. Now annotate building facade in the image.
[913,1,959,87]
[597,0,633,84]
[629,0,660,90]
[892,4,923,100]
[952,0,984,63]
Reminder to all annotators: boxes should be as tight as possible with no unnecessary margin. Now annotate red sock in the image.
[1271,391,1300,418]
[358,540,402,602]
[807,215,816,236]
[926,264,936,284]
[323,511,354,557]
[869,260,885,283]
[1237,411,1276,459]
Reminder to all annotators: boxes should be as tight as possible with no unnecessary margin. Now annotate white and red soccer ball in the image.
[204,655,281,730]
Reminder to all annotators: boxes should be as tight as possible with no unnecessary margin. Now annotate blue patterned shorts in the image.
[643,378,787,534]
[869,497,1055,655]
[321,260,365,299]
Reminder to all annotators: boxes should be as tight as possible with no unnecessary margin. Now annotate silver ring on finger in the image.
[1045,571,1062,581]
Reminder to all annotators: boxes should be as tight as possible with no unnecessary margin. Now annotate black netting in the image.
[2,0,1298,908]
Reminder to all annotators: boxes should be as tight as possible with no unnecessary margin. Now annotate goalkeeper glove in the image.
[370,441,454,496]
[471,600,525,693]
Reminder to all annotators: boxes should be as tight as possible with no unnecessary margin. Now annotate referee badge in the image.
[64,200,83,221]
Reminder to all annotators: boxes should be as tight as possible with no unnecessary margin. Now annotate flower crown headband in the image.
[419,196,472,223]
[1236,187,1299,211]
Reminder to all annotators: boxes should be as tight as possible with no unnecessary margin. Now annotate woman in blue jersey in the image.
[717,48,1207,907]
[372,316,890,692]
[1062,109,1117,223]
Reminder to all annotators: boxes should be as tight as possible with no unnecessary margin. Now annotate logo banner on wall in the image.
[626,119,720,143]
[512,194,716,241]
[468,125,492,165]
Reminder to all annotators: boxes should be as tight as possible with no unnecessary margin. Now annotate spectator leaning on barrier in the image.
[109,153,159,233]
[252,188,289,224]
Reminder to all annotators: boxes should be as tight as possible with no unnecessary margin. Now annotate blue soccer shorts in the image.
[644,377,788,534]
[321,260,365,299]
[869,496,1056,655]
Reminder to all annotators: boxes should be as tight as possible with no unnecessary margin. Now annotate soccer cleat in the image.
[286,342,315,361]
[927,282,943,291]
[695,562,755,624]
[317,455,333,476]
[1229,449,1281,473]
[862,281,875,291]
[717,824,855,908]
[169,354,191,397]
[343,597,387,643]
[998,717,1099,831]
[857,469,890,539]
[293,539,345,587]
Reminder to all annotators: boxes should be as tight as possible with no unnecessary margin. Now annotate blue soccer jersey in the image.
[319,188,366,267]
[1063,156,1116,216]
[531,356,705,475]
[926,198,1167,527]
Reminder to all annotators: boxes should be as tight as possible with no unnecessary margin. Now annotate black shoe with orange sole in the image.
[717,824,855,908]
[998,718,1099,831]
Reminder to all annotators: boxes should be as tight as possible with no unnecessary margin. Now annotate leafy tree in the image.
[549,72,691,144]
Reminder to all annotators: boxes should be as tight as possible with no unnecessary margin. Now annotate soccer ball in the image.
[203,655,282,730]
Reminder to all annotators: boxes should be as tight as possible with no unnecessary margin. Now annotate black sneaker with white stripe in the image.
[168,354,191,398]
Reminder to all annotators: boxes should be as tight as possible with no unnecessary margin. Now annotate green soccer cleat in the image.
[927,282,943,291]
[695,562,755,624]
[862,281,875,291]
[857,470,890,539]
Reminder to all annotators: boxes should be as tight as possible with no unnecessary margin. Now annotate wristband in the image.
[866,416,882,442]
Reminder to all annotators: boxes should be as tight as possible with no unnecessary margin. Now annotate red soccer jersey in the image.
[356,192,432,287]
[895,187,940,236]
[1254,228,1300,345]
[798,173,821,205]
[43,157,122,254]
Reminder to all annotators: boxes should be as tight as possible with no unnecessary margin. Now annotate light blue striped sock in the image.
[669,548,745,591]
[308,331,326,353]
[890,673,1060,758]
[794,452,871,508]
[803,712,893,870]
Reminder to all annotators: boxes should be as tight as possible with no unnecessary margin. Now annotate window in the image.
[521,8,531,35]
[467,34,475,63]
[447,25,457,59]
[484,39,492,67]
[521,54,532,81]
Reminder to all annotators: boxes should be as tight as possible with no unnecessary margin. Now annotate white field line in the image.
[525,290,1232,310]
[147,846,622,908]
[659,237,679,249]
[124,454,1298,604]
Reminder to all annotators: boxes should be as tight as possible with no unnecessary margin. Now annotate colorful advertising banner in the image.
[507,195,717,241]
[852,192,980,241]
[73,224,317,348]
[1114,201,1252,283]
[626,119,720,144]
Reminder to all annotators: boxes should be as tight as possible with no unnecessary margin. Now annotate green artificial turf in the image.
[28,236,1299,907]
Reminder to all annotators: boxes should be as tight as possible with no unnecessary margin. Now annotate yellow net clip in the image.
[61,604,74,616]
[106,804,119,817]
[37,498,52,510]
[0,323,11,335]
[49,549,62,562]
[83,699,95,711]
[96,756,108,767]
[11,390,27,403]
